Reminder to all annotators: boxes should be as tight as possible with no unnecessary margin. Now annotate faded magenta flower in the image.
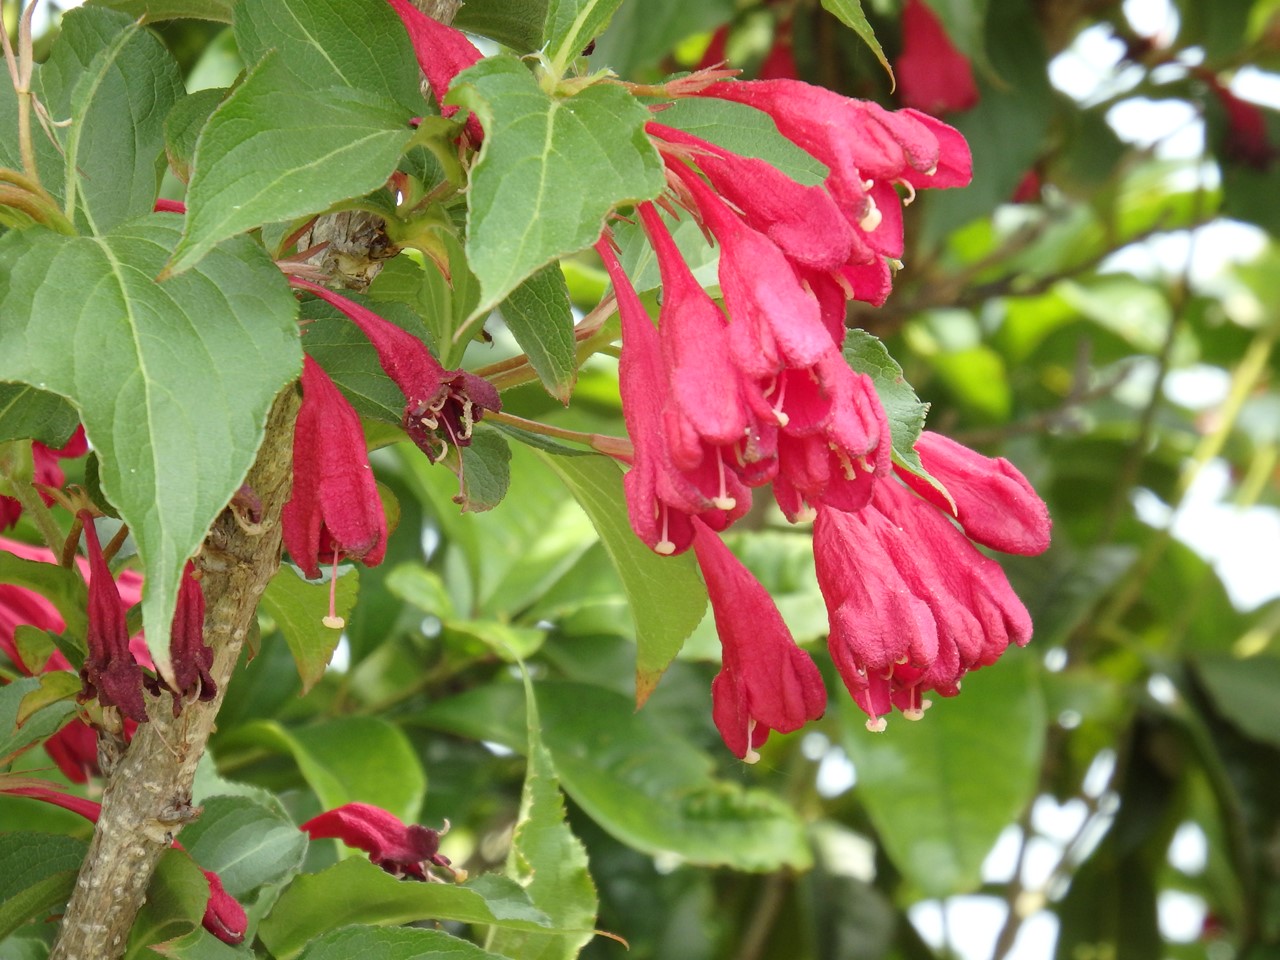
[896,0,979,116]
[282,356,387,627]
[167,560,215,712]
[301,802,458,882]
[78,512,149,725]
[813,478,1037,730]
[693,521,826,762]
[896,431,1051,555]
[385,0,484,143]
[292,278,500,467]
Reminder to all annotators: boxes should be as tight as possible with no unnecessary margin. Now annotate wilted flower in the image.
[301,802,459,881]
[167,560,215,711]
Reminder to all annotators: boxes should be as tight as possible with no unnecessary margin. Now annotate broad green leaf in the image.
[0,386,80,447]
[178,795,309,897]
[418,681,813,872]
[656,98,828,187]
[839,650,1045,897]
[15,671,81,728]
[234,0,423,114]
[0,677,78,769]
[1194,654,1280,748]
[545,0,626,76]
[166,52,415,276]
[456,426,513,514]
[0,216,300,678]
[488,676,598,960]
[258,859,553,960]
[126,849,209,959]
[50,9,183,234]
[297,925,512,960]
[86,0,237,21]
[819,0,892,84]
[449,56,664,318]
[533,452,707,705]
[497,265,577,403]
[165,88,227,184]
[0,832,87,941]
[259,567,359,694]
[843,330,951,504]
[453,0,549,53]
[224,717,425,822]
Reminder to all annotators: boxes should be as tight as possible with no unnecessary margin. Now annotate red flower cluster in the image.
[602,77,1049,752]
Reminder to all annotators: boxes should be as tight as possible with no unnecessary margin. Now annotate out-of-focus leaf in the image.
[820,0,893,83]
[86,0,236,21]
[416,681,813,872]
[258,859,552,960]
[295,925,512,960]
[839,650,1046,897]
[0,832,86,941]
[589,0,734,77]
[1193,655,1280,749]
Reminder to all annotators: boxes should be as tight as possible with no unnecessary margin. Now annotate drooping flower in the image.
[167,560,215,712]
[282,357,387,615]
[385,0,484,143]
[896,0,979,116]
[895,431,1051,555]
[201,869,248,945]
[813,479,1034,730]
[291,278,500,467]
[0,426,87,533]
[693,520,826,762]
[78,511,149,725]
[301,802,459,881]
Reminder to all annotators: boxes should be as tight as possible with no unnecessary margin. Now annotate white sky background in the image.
[21,0,1279,957]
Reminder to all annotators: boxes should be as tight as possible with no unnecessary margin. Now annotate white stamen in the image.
[902,708,925,721]
[743,719,761,764]
[899,180,917,205]
[322,615,345,629]
[793,504,817,524]
[859,198,882,233]
[865,716,888,733]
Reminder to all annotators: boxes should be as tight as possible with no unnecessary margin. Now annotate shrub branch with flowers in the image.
[3,0,1279,958]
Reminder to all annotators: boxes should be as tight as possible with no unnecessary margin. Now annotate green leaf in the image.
[819,0,892,84]
[38,7,184,234]
[453,0,549,53]
[0,677,78,769]
[178,795,309,897]
[533,452,707,705]
[165,88,227,184]
[0,385,80,447]
[297,925,512,960]
[488,676,598,960]
[234,0,423,114]
[1194,654,1280,748]
[418,682,813,872]
[656,98,828,187]
[545,0,626,76]
[259,567,360,695]
[224,717,425,822]
[497,265,577,403]
[258,859,553,960]
[126,849,209,959]
[449,56,664,319]
[15,671,82,728]
[166,52,415,276]
[842,330,951,503]
[0,832,87,941]
[456,427,512,514]
[839,651,1046,897]
[588,0,734,78]
[86,0,237,22]
[0,216,300,678]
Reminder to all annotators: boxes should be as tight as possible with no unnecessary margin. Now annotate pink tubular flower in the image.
[385,0,484,142]
[282,357,387,602]
[693,521,826,762]
[814,479,1034,731]
[896,0,979,116]
[301,802,458,881]
[0,427,87,533]
[201,869,248,945]
[896,431,1051,555]
[291,278,499,467]
[78,512,149,724]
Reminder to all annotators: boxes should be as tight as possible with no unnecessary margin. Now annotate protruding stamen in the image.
[832,447,856,481]
[655,505,676,556]
[858,197,882,233]
[793,504,817,524]
[322,554,345,629]
[711,450,736,511]
[743,719,761,764]
[769,377,790,427]
[898,180,917,205]
[865,716,888,733]
[902,707,925,721]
